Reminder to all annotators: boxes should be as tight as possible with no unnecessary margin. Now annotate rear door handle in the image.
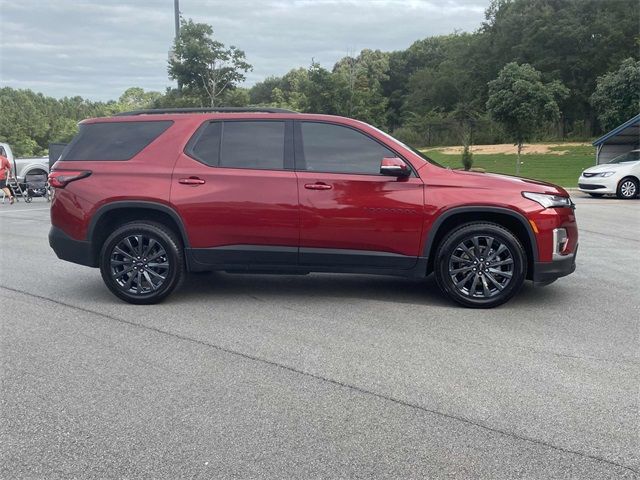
[304,182,332,190]
[179,177,206,185]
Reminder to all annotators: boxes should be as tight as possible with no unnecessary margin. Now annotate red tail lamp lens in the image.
[48,170,92,188]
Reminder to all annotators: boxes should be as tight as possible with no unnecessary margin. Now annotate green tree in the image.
[486,62,568,174]
[118,87,162,110]
[280,68,310,110]
[403,110,447,146]
[482,0,639,134]
[169,18,252,107]
[221,87,250,107]
[152,87,202,108]
[333,49,390,126]
[383,36,450,129]
[449,102,479,170]
[461,145,473,171]
[590,58,640,131]
[302,61,347,115]
[249,76,284,105]
[0,87,118,157]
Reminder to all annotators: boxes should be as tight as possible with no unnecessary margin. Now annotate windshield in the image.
[607,150,640,164]
[369,125,444,168]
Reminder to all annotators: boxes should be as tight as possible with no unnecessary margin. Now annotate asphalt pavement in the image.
[0,194,638,479]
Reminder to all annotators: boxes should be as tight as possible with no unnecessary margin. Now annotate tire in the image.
[587,193,604,198]
[434,222,526,308]
[99,221,185,304]
[616,177,638,199]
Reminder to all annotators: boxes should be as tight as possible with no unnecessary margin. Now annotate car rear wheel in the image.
[617,177,638,199]
[434,223,526,308]
[99,222,184,304]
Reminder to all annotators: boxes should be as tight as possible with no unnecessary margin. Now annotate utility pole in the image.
[174,0,180,39]
[174,0,182,90]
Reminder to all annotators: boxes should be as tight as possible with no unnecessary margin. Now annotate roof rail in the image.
[115,107,298,116]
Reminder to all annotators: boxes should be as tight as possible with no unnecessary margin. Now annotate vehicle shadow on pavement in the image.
[508,281,571,307]
[75,271,571,309]
[170,272,451,307]
[171,272,572,308]
[169,272,571,308]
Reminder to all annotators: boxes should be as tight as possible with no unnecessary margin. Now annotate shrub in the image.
[461,145,473,171]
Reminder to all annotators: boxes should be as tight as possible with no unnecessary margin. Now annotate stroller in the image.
[24,172,51,203]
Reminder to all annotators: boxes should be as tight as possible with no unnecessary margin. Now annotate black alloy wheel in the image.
[99,222,184,304]
[435,223,526,308]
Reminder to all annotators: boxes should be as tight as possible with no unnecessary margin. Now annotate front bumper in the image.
[578,175,616,194]
[49,226,96,267]
[533,245,577,285]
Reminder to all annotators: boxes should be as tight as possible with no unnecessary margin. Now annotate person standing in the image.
[0,150,15,204]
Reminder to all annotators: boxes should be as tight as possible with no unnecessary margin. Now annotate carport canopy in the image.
[592,114,640,164]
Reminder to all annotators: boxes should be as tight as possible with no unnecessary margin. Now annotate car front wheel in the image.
[99,222,184,304]
[434,223,526,308]
[617,177,638,199]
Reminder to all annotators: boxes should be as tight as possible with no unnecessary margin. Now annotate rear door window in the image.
[61,121,172,161]
[188,121,286,170]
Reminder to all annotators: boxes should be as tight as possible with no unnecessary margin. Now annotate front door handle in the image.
[179,177,206,185]
[304,182,332,190]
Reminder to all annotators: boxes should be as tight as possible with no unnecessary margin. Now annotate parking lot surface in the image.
[1,194,638,479]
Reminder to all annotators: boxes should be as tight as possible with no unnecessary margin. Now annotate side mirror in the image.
[380,157,411,177]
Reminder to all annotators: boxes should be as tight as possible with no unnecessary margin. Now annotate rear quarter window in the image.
[60,121,172,161]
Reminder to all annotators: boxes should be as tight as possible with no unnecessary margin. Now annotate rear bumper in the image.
[49,226,96,267]
[533,246,577,285]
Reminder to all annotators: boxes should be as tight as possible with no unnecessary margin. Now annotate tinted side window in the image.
[220,121,285,170]
[300,122,395,174]
[190,122,221,167]
[61,121,172,161]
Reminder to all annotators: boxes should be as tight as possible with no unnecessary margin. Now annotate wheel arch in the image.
[618,175,639,186]
[424,206,538,279]
[20,166,49,183]
[24,167,48,175]
[88,201,190,264]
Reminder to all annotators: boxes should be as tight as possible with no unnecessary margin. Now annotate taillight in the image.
[48,170,92,188]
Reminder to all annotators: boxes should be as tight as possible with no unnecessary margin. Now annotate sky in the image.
[0,0,488,101]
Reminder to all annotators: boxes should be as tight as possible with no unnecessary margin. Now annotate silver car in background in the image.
[0,142,50,187]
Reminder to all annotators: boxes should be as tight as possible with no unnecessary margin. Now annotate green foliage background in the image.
[1,0,638,158]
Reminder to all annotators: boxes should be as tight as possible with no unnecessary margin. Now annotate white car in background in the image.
[578,149,640,199]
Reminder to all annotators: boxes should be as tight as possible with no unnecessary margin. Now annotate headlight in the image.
[597,171,614,177]
[522,192,574,208]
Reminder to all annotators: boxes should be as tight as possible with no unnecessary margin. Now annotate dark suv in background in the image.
[49,108,578,307]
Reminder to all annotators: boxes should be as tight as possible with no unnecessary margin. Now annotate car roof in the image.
[81,111,362,126]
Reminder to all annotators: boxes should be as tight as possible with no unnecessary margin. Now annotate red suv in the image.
[49,108,578,308]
